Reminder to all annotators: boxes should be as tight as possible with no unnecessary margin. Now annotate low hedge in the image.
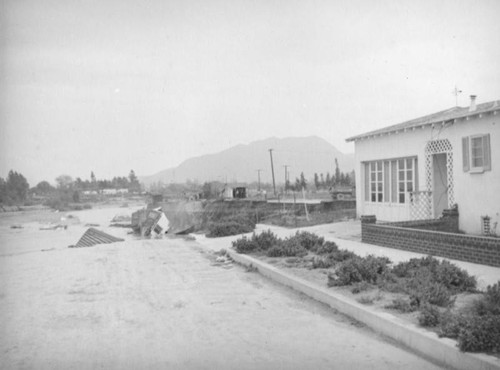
[207,217,255,238]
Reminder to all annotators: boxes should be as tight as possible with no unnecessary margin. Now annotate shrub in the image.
[267,237,307,258]
[253,230,280,251]
[232,236,258,254]
[357,296,375,305]
[470,281,500,316]
[405,269,454,308]
[392,256,439,278]
[328,255,390,287]
[357,291,383,304]
[418,304,441,327]
[486,281,500,306]
[328,258,363,286]
[312,255,335,269]
[434,260,477,293]
[392,256,476,294]
[457,315,500,353]
[207,220,255,238]
[44,197,67,211]
[351,281,373,294]
[316,241,338,255]
[288,231,325,252]
[329,249,357,262]
[438,311,467,339]
[385,297,418,313]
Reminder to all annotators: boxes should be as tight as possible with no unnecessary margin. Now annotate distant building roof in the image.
[346,99,500,142]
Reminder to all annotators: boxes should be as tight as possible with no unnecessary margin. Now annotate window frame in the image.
[364,156,417,204]
[470,134,485,173]
[463,134,491,174]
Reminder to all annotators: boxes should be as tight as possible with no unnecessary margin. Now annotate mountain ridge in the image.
[140,136,354,186]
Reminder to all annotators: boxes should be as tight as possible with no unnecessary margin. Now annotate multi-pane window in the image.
[365,157,418,204]
[398,158,414,203]
[370,161,383,202]
[463,134,491,173]
[471,137,484,168]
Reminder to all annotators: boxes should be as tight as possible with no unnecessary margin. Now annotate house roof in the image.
[73,228,124,248]
[346,99,500,142]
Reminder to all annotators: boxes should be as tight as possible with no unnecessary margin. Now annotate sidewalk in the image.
[196,220,500,290]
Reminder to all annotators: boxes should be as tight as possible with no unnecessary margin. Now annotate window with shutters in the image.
[364,157,418,203]
[462,134,491,173]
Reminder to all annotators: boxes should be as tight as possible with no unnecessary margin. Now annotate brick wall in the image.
[361,217,500,267]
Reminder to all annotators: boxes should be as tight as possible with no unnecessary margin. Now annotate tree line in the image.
[313,170,354,190]
[0,169,141,206]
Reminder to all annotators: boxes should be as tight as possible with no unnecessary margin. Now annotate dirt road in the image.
[0,207,444,369]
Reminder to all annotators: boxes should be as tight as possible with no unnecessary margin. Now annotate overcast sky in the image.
[1,0,499,186]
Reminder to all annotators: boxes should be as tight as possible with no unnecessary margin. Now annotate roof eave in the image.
[346,106,500,143]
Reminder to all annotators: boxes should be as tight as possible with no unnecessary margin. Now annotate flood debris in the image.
[40,224,68,230]
[131,208,170,237]
[10,225,23,229]
[110,213,132,228]
[69,228,124,248]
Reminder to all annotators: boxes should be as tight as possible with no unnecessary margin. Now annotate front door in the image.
[432,153,448,218]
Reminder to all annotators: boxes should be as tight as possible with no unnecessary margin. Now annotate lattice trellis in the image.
[410,191,433,220]
[425,139,454,216]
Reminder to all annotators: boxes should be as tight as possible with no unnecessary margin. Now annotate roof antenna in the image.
[452,85,462,107]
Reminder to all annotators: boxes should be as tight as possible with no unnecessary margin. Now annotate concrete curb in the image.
[225,249,500,370]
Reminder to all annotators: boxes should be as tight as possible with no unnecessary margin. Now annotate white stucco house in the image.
[346,96,500,236]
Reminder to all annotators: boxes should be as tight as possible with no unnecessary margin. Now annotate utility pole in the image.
[256,169,262,191]
[283,165,289,194]
[268,149,276,196]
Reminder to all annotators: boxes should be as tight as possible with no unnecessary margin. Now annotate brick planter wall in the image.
[361,217,500,267]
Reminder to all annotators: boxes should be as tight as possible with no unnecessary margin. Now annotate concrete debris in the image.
[131,208,170,237]
[111,213,131,223]
[70,228,124,248]
[110,213,132,228]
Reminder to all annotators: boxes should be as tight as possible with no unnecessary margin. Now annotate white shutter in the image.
[483,134,491,171]
[364,163,369,201]
[462,137,470,172]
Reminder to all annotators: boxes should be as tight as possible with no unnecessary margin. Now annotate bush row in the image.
[206,216,256,238]
[417,281,500,353]
[231,231,497,353]
[232,230,339,258]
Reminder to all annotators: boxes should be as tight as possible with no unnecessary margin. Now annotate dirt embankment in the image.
[159,199,356,232]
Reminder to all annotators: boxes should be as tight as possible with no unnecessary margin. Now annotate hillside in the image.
[140,136,354,186]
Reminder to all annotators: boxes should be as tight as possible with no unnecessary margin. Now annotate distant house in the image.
[221,187,233,199]
[346,96,499,235]
[102,188,118,195]
[329,186,355,200]
[82,190,98,196]
[233,187,247,199]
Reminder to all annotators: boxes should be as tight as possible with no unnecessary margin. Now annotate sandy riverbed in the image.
[0,206,444,369]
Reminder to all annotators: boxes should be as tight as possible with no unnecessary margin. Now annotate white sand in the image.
[0,207,443,369]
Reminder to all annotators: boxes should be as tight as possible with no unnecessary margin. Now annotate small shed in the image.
[233,187,247,199]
